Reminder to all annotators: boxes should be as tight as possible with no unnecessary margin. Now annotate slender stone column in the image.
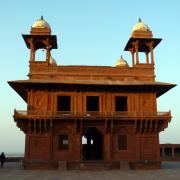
[46,48,51,62]
[146,41,154,64]
[132,41,139,65]
[45,38,51,63]
[30,48,35,62]
[129,48,135,66]
[150,43,154,64]
[28,38,35,62]
[145,52,149,64]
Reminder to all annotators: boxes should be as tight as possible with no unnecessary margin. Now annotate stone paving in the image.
[0,162,180,180]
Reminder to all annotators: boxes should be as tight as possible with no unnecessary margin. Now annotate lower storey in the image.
[24,123,161,170]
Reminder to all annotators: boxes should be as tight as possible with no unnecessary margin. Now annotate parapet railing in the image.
[14,109,171,119]
[29,63,154,77]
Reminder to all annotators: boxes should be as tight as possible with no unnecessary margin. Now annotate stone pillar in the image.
[110,120,114,159]
[104,133,111,160]
[147,41,154,64]
[132,41,139,65]
[46,48,51,63]
[30,48,35,62]
[129,48,135,66]
[145,52,149,64]
[28,38,35,62]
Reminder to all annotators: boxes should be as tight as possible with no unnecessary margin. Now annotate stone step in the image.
[79,161,111,170]
[120,161,130,170]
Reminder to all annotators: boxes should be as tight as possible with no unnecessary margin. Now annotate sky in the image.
[0,0,180,154]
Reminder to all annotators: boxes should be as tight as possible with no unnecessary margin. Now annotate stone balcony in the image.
[14,109,171,121]
[13,110,171,133]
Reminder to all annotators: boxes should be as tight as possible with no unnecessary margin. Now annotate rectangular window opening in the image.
[86,96,99,111]
[118,135,127,150]
[115,96,127,111]
[59,135,69,150]
[57,96,71,111]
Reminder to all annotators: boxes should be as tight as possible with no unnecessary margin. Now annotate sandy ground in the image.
[0,162,180,180]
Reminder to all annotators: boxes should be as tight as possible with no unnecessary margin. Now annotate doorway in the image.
[82,127,103,160]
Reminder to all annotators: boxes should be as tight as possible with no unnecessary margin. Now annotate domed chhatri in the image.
[114,55,129,67]
[32,16,51,29]
[131,18,153,38]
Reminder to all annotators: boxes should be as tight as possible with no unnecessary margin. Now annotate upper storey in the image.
[22,18,161,82]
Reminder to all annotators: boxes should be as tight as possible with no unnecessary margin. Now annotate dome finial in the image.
[120,55,123,58]
[41,15,44,20]
[138,18,141,23]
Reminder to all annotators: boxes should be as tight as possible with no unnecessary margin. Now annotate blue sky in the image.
[0,0,179,153]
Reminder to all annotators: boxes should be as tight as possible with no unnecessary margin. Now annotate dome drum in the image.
[30,27,51,35]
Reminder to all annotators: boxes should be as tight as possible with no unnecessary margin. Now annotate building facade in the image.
[9,17,175,170]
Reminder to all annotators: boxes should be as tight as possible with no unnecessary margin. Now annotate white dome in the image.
[131,18,150,33]
[49,56,57,65]
[114,55,129,67]
[32,16,51,29]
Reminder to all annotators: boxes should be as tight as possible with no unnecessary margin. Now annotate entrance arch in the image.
[82,127,103,160]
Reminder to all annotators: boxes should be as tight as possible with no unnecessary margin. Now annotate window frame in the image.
[58,134,69,150]
[86,95,100,112]
[117,134,128,151]
[115,95,128,112]
[57,95,71,112]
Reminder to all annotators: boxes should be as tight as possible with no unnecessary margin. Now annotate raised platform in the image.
[23,160,160,170]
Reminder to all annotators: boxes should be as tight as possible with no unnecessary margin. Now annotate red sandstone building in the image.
[9,17,175,170]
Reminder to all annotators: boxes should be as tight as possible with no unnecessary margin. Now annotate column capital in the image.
[146,41,155,64]
[146,41,154,49]
[132,40,139,47]
[27,37,34,49]
[132,40,139,65]
[128,47,134,54]
[128,48,135,66]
